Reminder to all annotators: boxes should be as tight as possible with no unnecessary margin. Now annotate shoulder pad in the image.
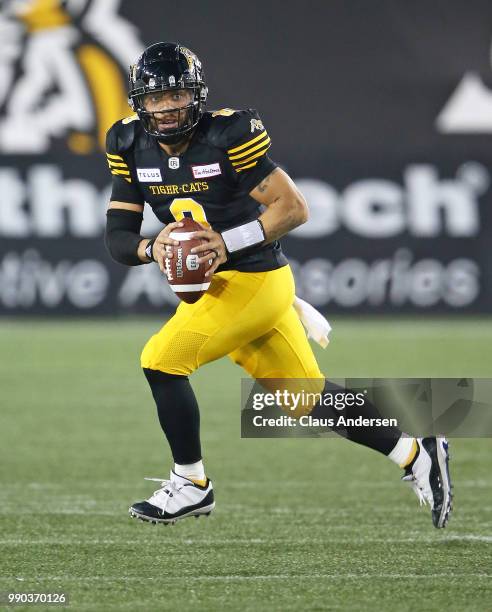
[203,108,268,150]
[106,114,140,155]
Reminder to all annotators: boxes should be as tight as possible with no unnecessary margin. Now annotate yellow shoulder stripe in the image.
[111,168,130,176]
[106,152,124,161]
[227,130,268,154]
[229,136,271,161]
[107,159,128,169]
[232,145,271,168]
[111,169,132,183]
[236,161,258,172]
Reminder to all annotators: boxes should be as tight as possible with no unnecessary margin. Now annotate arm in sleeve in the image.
[104,208,146,266]
[104,121,146,265]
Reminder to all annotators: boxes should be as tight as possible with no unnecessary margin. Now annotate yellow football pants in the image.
[141,265,324,391]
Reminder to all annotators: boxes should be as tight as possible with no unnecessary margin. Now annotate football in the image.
[164,217,213,303]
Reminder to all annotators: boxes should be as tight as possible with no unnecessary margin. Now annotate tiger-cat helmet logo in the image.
[0,0,145,154]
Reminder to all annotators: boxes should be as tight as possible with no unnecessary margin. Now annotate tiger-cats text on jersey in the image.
[106,108,288,272]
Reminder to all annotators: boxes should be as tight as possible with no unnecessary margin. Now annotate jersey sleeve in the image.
[221,109,277,193]
[105,120,144,205]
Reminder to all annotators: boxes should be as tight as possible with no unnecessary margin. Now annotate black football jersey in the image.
[106,108,288,272]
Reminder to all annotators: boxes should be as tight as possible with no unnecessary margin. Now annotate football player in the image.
[104,42,452,528]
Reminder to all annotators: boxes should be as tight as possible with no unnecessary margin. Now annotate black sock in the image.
[310,380,401,456]
[143,368,202,464]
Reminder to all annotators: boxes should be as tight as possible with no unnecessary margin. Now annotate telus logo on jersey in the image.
[137,168,162,182]
[191,163,222,179]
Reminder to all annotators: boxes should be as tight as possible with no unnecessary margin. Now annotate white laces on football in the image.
[402,474,429,506]
[144,477,183,511]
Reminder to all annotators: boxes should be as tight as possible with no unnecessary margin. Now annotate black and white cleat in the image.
[402,437,453,528]
[129,471,215,525]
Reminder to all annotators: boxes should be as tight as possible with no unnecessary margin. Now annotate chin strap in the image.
[293,296,332,348]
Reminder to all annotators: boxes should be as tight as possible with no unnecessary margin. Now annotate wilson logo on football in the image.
[164,247,174,281]
[0,0,144,155]
[164,218,213,304]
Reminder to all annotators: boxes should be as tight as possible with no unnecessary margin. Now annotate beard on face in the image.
[148,106,193,133]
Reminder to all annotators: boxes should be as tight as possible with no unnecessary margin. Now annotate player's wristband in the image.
[145,238,156,262]
[221,220,266,254]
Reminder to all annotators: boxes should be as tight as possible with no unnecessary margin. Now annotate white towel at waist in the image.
[293,296,332,349]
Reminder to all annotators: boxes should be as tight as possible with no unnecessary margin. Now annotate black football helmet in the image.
[128,42,207,144]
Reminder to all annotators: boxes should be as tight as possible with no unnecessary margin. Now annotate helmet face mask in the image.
[136,88,199,143]
[128,43,208,145]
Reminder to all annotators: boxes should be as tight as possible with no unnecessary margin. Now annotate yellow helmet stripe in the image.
[228,136,271,161]
[227,130,268,154]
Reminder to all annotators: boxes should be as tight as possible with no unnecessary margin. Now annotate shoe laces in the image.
[401,472,429,506]
[144,477,183,512]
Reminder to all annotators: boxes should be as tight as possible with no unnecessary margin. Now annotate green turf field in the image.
[1,317,491,611]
